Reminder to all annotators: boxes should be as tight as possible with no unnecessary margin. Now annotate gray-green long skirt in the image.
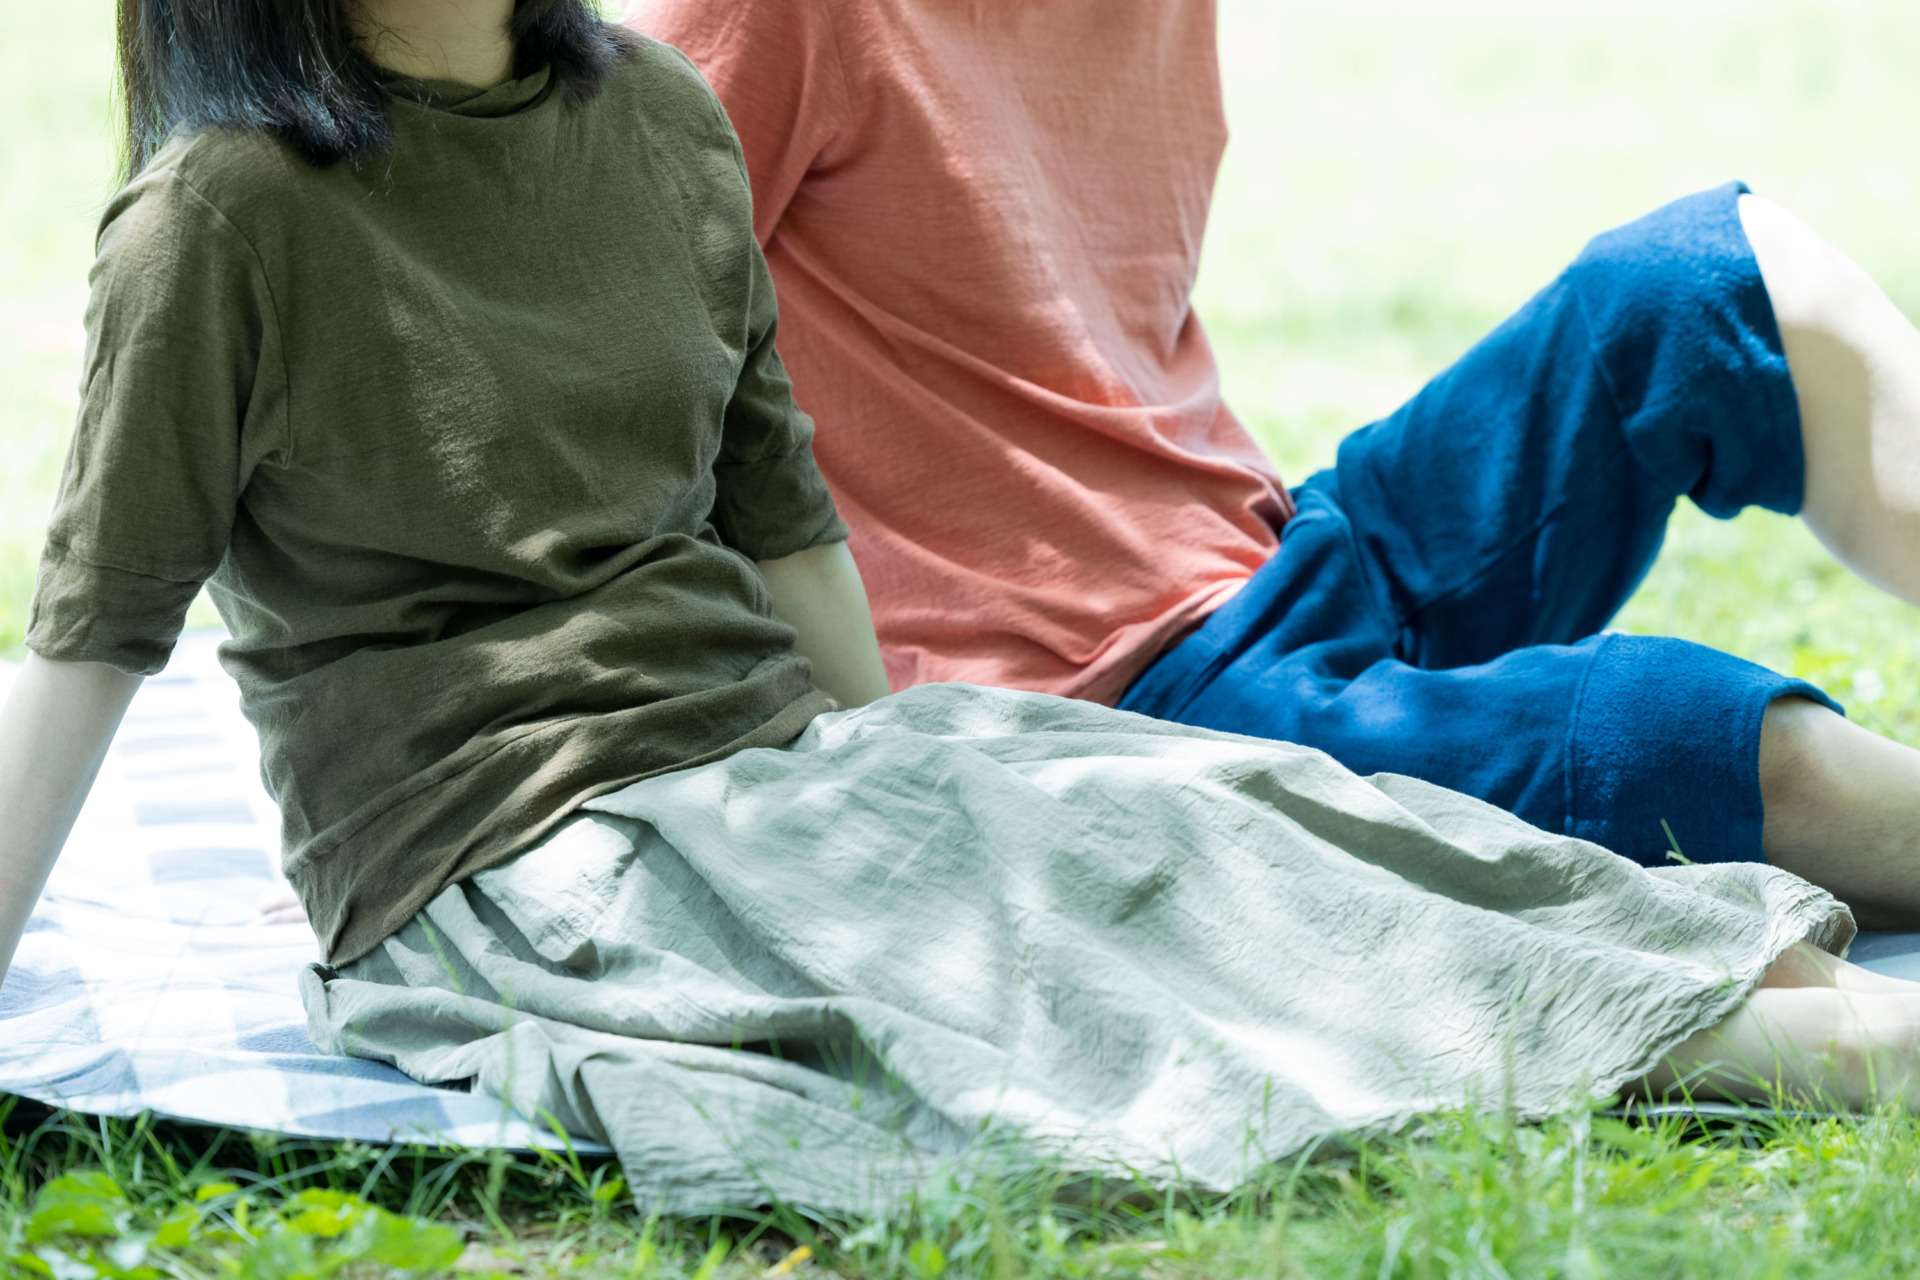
[303,683,1850,1216]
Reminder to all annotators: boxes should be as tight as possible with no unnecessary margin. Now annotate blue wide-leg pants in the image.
[1121,182,1839,867]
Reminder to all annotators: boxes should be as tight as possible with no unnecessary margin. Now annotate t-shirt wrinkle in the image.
[291,702,580,871]
[817,0,861,141]
[166,172,297,471]
[40,536,207,587]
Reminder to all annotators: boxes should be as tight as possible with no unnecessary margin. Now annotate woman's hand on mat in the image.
[0,655,141,989]
[756,541,893,709]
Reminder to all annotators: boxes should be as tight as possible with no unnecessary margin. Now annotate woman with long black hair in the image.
[0,0,1914,1215]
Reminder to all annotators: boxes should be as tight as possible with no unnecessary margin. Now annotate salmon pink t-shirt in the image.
[628,0,1292,704]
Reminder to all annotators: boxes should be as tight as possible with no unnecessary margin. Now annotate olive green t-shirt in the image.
[26,41,848,964]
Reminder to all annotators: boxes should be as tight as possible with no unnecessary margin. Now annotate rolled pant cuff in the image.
[1566,633,1841,866]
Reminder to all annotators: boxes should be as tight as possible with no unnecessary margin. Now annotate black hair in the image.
[116,0,638,175]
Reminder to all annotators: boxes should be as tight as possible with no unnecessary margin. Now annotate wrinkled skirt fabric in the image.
[304,684,1850,1216]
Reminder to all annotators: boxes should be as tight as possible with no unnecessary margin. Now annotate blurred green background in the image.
[5,0,1920,739]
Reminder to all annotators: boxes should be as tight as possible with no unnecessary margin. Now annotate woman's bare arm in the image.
[756,541,892,709]
[0,655,141,988]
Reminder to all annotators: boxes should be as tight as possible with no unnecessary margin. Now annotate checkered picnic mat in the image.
[0,633,607,1153]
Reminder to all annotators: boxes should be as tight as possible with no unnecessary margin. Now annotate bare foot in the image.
[1645,951,1920,1111]
[1758,940,1920,996]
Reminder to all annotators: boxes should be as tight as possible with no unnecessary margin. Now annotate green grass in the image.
[10,0,1920,1274]
[19,1100,1920,1278]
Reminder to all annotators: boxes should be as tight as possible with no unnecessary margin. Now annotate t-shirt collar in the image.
[380,64,554,117]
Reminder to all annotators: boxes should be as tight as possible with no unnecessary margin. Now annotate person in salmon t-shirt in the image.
[628,0,1920,926]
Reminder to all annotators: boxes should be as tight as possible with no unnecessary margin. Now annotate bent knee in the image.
[1741,193,1888,339]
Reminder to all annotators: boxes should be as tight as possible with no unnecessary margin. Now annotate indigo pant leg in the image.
[1122,183,1838,865]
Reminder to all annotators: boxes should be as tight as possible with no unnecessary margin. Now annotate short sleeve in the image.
[625,0,856,243]
[26,167,279,675]
[708,243,849,562]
